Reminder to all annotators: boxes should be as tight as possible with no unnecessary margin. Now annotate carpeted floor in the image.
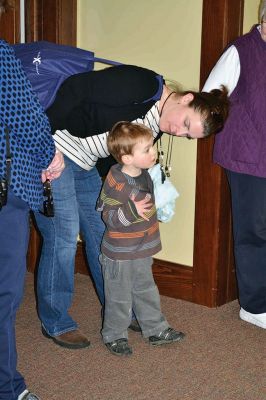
[16,272,265,400]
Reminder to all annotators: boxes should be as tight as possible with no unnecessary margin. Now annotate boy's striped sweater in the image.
[97,164,161,260]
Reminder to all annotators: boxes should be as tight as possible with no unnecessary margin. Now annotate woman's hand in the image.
[131,194,152,221]
[41,149,65,182]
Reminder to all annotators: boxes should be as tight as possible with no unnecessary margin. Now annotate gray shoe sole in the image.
[105,340,133,356]
[149,331,185,346]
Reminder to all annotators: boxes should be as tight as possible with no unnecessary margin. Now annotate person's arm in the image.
[97,169,153,227]
[98,186,139,228]
[202,45,240,95]
[99,190,153,227]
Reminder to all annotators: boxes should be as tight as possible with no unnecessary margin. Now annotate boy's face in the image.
[130,137,156,170]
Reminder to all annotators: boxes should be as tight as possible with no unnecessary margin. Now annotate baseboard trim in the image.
[152,258,193,302]
[74,244,193,302]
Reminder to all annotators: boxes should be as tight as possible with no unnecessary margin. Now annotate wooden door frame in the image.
[24,0,76,44]
[153,0,244,307]
[0,0,20,43]
[192,0,244,307]
[0,0,77,44]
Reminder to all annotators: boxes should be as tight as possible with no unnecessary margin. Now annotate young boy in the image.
[97,121,185,356]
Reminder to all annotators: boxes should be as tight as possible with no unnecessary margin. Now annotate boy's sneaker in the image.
[105,338,133,356]
[149,327,185,346]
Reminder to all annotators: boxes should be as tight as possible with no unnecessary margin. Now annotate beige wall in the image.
[77,0,202,266]
[77,0,261,267]
[244,0,261,33]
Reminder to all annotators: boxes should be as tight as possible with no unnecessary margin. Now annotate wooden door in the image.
[192,0,244,307]
[0,0,77,44]
[0,0,20,43]
[24,0,76,44]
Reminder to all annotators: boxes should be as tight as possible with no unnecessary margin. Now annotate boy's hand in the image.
[131,194,152,221]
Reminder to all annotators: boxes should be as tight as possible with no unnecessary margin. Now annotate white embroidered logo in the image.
[33,52,41,74]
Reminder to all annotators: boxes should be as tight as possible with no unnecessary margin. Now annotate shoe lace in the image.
[158,327,175,339]
[110,339,128,350]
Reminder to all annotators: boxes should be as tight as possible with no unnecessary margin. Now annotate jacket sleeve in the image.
[46,65,161,137]
[97,178,142,228]
[0,41,55,170]
[97,192,141,229]
[202,45,240,95]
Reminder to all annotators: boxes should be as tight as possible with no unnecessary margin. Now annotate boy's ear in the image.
[121,154,133,165]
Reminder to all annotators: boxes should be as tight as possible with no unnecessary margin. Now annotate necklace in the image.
[157,136,174,179]
[157,91,175,181]
[159,91,175,118]
[165,135,174,177]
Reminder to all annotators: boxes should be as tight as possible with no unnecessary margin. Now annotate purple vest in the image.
[213,26,266,177]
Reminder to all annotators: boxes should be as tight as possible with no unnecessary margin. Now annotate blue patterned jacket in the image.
[0,40,55,210]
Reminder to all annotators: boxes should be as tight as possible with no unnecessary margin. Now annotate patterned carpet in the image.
[16,272,265,400]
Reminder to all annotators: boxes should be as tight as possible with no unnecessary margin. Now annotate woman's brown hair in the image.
[165,79,229,137]
[185,85,230,137]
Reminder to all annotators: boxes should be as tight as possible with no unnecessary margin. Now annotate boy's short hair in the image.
[107,121,153,163]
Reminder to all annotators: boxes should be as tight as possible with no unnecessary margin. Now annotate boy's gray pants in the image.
[100,254,169,343]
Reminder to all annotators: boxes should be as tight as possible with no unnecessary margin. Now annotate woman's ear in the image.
[181,93,194,104]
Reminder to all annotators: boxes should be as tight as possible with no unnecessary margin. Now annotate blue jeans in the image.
[0,191,29,399]
[34,156,105,336]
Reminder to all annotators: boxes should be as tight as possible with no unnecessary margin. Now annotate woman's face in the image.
[159,93,204,139]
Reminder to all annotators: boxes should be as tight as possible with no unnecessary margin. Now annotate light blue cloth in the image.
[148,163,179,223]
